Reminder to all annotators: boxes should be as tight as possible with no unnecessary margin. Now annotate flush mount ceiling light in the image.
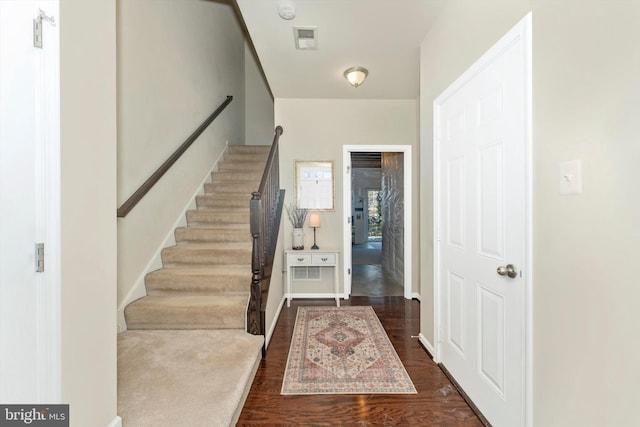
[343,67,368,88]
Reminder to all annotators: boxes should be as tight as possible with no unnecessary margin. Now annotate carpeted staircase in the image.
[119,145,270,426]
[124,145,269,330]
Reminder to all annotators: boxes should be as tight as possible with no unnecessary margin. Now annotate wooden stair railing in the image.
[117,96,233,218]
[248,126,285,355]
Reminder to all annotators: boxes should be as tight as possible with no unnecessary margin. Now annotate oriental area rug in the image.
[281,306,417,395]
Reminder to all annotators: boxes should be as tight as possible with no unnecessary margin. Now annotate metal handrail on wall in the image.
[117,96,233,218]
[247,126,285,355]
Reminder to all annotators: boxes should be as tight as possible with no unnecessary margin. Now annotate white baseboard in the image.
[116,143,229,332]
[288,293,341,300]
[418,333,436,361]
[107,416,122,427]
[265,295,286,348]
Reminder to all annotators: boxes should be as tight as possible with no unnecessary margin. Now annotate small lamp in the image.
[309,213,321,250]
[343,66,368,88]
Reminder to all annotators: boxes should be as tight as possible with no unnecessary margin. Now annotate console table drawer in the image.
[312,253,336,265]
[288,253,311,266]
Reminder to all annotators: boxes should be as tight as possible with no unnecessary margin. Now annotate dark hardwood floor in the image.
[238,296,483,426]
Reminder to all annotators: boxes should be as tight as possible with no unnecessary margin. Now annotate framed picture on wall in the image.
[295,160,334,211]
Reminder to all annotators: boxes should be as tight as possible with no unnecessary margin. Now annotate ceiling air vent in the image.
[293,26,318,50]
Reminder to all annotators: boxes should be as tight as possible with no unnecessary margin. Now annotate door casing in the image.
[342,145,413,300]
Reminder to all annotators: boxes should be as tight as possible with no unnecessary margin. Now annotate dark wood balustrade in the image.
[248,126,285,355]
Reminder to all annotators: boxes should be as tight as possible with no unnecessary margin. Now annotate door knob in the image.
[497,264,517,278]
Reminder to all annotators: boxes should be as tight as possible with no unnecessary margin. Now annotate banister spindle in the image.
[247,126,285,357]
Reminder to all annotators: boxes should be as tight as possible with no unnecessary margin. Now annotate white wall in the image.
[419,1,640,424]
[245,42,274,145]
[275,98,419,296]
[60,0,118,425]
[265,217,285,347]
[116,0,246,308]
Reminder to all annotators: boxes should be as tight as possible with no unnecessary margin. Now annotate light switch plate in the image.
[559,159,582,195]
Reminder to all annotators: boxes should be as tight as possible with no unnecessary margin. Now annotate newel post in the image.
[248,192,263,335]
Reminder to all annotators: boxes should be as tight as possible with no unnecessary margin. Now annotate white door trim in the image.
[342,145,412,300]
[432,12,532,426]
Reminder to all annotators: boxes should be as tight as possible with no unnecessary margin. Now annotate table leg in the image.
[334,264,340,307]
[287,267,291,307]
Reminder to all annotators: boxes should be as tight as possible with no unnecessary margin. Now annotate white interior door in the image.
[0,0,61,402]
[434,14,531,426]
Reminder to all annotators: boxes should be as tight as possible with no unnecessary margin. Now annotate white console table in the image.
[285,250,340,307]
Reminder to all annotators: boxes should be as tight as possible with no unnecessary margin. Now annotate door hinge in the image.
[33,9,56,48]
[35,243,44,273]
[347,268,351,275]
[346,165,351,174]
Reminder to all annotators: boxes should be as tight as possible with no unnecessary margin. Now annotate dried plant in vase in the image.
[286,203,308,250]
[286,203,309,228]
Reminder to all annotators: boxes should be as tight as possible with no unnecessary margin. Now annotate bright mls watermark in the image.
[0,405,68,426]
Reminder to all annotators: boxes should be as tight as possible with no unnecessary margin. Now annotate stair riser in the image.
[145,268,251,295]
[211,171,263,182]
[125,303,246,330]
[175,228,251,243]
[196,196,250,209]
[218,162,267,172]
[186,210,249,225]
[228,145,271,155]
[161,248,251,267]
[146,276,250,295]
[224,154,268,163]
[204,182,257,194]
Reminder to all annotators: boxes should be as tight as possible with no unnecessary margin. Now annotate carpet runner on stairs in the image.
[118,329,264,427]
[124,145,270,330]
[120,145,269,426]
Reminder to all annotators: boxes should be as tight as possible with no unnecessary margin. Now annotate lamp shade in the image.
[309,213,321,228]
[343,67,368,88]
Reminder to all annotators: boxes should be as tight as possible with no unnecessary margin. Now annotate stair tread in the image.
[117,330,263,426]
[223,156,268,161]
[188,207,247,213]
[147,266,252,275]
[176,224,249,230]
[197,193,251,198]
[211,172,263,180]
[204,191,255,196]
[130,295,249,306]
[206,181,258,186]
[228,144,271,150]
[164,242,251,250]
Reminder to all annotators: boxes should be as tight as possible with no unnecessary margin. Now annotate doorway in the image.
[343,146,412,300]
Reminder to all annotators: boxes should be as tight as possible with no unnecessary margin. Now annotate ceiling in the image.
[235,0,444,99]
